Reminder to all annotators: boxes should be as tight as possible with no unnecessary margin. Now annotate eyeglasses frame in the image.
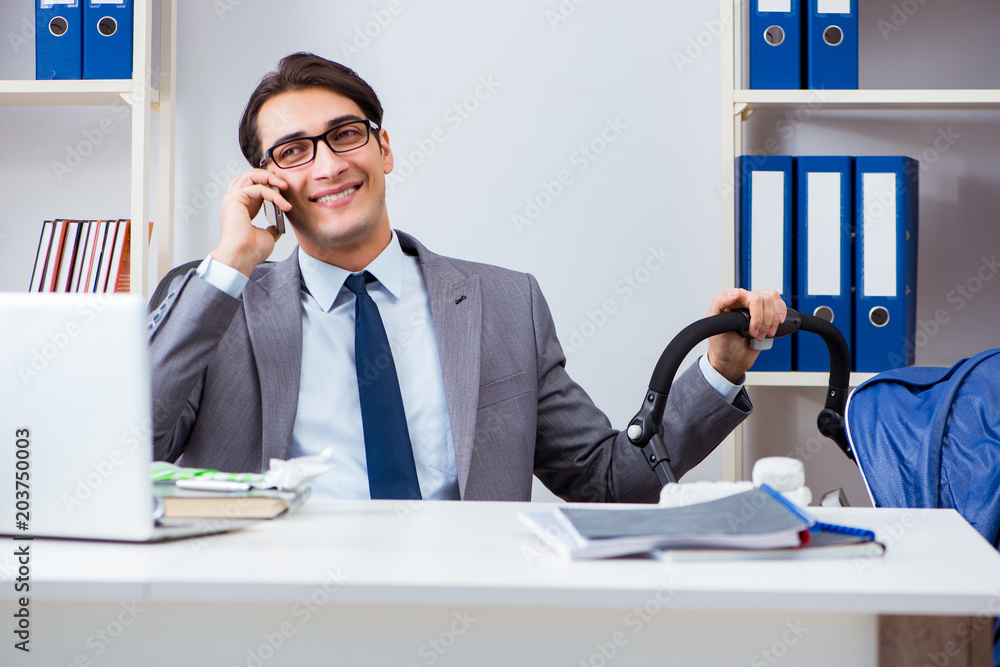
[259,118,381,169]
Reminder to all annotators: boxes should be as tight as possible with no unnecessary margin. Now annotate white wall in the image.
[0,1,732,500]
[2,1,997,504]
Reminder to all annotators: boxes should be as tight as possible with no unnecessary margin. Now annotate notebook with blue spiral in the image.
[519,484,883,560]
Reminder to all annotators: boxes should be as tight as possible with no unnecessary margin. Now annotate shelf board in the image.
[0,79,159,107]
[732,89,1000,112]
[745,371,878,388]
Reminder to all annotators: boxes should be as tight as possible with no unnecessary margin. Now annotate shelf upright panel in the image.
[129,0,153,297]
[157,0,176,286]
[719,0,743,481]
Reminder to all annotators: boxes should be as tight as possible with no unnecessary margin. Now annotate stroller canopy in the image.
[846,348,1000,549]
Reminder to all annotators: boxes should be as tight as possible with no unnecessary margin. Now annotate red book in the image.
[110,220,154,293]
[43,220,69,292]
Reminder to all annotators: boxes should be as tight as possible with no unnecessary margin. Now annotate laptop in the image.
[0,293,254,541]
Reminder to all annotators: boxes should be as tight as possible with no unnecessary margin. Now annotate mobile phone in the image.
[262,187,285,235]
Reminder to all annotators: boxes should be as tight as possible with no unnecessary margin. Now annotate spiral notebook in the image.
[519,484,881,560]
[658,487,884,562]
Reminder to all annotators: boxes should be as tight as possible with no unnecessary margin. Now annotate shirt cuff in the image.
[196,254,249,299]
[699,354,745,405]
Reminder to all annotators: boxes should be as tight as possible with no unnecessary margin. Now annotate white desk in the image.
[2,501,998,666]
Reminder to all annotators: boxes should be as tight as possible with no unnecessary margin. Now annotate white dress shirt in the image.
[196,234,743,500]
[199,233,459,500]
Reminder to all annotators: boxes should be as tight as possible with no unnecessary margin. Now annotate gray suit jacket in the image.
[148,231,750,502]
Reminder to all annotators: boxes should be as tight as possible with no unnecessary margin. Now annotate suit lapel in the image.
[399,232,482,498]
[243,252,303,469]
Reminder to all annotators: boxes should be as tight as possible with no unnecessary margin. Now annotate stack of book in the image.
[154,482,312,522]
[29,219,147,294]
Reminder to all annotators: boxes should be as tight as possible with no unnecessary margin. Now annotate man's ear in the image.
[379,129,393,174]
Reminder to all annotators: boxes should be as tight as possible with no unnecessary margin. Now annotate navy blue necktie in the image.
[344,272,421,500]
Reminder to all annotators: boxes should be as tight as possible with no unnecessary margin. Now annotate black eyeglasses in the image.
[260,119,379,169]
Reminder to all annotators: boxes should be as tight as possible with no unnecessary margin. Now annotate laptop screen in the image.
[0,294,156,540]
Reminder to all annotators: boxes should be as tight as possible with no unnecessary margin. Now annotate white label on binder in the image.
[750,171,786,293]
[862,173,897,297]
[807,172,841,296]
[817,0,851,13]
[758,0,792,12]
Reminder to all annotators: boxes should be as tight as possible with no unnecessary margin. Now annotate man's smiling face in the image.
[258,86,394,269]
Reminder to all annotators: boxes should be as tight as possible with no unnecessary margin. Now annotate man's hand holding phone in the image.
[213,169,292,277]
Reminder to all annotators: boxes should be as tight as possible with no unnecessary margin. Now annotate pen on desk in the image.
[175,479,253,492]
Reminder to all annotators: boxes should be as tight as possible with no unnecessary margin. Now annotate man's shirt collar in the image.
[298,231,405,311]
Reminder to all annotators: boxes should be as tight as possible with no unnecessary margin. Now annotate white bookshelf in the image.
[0,0,176,297]
[745,371,877,388]
[717,0,1000,480]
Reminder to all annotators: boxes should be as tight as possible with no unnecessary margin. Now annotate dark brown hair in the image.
[238,52,384,167]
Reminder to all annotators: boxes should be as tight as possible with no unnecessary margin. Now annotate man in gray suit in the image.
[149,53,785,503]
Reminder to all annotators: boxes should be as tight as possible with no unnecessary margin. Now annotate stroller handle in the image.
[627,308,853,487]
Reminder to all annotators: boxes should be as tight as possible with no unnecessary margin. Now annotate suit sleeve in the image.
[527,274,751,503]
[147,270,243,462]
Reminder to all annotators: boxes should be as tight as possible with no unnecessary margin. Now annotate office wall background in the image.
[1,1,998,505]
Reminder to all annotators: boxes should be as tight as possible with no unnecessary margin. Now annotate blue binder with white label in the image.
[36,0,83,80]
[738,155,794,371]
[854,157,919,372]
[83,0,133,80]
[806,0,858,89]
[795,156,853,372]
[750,0,803,89]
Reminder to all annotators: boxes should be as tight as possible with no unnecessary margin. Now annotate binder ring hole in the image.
[813,306,835,323]
[823,25,844,46]
[764,25,785,46]
[48,17,68,37]
[98,16,118,37]
[869,306,890,328]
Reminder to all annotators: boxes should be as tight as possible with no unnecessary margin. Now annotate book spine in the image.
[813,521,877,541]
[112,219,132,293]
[29,222,54,292]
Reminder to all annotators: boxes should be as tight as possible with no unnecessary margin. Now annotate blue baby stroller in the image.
[627,309,1000,664]
[847,349,1000,665]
